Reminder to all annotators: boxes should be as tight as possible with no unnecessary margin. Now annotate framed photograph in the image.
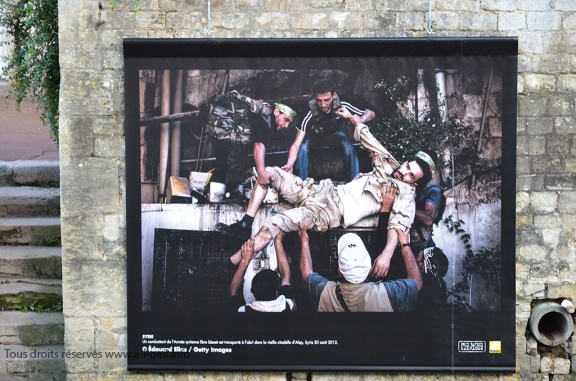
[124,38,517,372]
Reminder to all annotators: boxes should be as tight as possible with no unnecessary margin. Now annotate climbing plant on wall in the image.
[0,0,59,144]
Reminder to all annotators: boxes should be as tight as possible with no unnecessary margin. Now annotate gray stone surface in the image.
[0,246,62,278]
[56,0,576,379]
[0,186,60,217]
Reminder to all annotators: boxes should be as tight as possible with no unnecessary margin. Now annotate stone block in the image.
[523,74,556,92]
[534,213,561,229]
[61,215,103,261]
[547,282,576,298]
[540,356,570,374]
[555,117,576,135]
[62,261,126,316]
[541,228,560,248]
[291,13,329,29]
[559,192,576,214]
[517,135,546,155]
[525,117,554,135]
[518,95,548,117]
[61,70,122,117]
[516,175,533,192]
[58,116,93,159]
[310,0,340,8]
[518,228,542,245]
[517,156,530,173]
[517,244,547,262]
[548,95,575,116]
[558,75,576,92]
[534,50,572,75]
[566,158,576,173]
[396,12,425,31]
[135,11,167,29]
[94,135,125,158]
[365,14,396,32]
[95,330,126,371]
[520,279,547,296]
[546,175,574,191]
[518,0,552,10]
[530,192,558,212]
[343,0,372,11]
[481,0,515,10]
[547,136,571,155]
[166,11,192,29]
[532,175,546,191]
[65,318,95,373]
[517,335,527,354]
[433,12,459,30]
[517,31,548,54]
[517,354,532,373]
[221,13,252,29]
[60,158,121,216]
[531,354,541,372]
[460,13,497,31]
[555,0,576,10]
[527,12,562,30]
[237,0,259,10]
[331,12,363,31]
[516,214,533,228]
[532,156,561,173]
[517,192,530,212]
[498,13,526,31]
[264,0,306,11]
[385,0,428,11]
[527,335,538,356]
[433,0,476,10]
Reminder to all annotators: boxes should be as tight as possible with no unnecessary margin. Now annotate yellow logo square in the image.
[489,341,501,354]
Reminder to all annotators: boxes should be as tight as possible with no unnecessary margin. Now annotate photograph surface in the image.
[125,38,517,372]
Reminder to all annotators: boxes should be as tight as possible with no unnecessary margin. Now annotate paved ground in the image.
[0,79,59,161]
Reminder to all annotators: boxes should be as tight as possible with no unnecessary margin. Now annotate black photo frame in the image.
[125,38,517,372]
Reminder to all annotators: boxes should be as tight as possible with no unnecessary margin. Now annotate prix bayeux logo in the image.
[457,341,502,354]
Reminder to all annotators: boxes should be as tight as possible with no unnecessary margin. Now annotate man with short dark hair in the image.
[228,232,295,313]
[283,78,375,182]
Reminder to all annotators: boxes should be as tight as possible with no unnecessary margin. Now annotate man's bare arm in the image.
[395,228,423,291]
[415,202,437,227]
[228,239,257,297]
[253,142,272,186]
[282,130,306,173]
[298,228,313,280]
[274,231,291,287]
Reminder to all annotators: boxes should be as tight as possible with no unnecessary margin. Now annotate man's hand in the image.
[281,164,294,174]
[395,227,410,247]
[240,238,257,263]
[298,226,309,242]
[274,230,285,244]
[380,184,397,213]
[335,107,353,120]
[370,253,391,279]
[256,168,272,186]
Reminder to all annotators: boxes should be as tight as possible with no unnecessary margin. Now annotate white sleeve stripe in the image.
[341,101,364,115]
[300,111,313,132]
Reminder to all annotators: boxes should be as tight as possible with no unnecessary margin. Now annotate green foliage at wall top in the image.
[0,0,60,144]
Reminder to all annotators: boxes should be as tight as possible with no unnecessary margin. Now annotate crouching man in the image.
[298,227,422,312]
[228,232,295,313]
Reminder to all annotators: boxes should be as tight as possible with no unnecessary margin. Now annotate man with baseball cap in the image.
[298,227,422,312]
[410,149,444,254]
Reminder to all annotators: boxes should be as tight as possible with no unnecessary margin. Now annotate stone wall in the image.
[58,0,576,380]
